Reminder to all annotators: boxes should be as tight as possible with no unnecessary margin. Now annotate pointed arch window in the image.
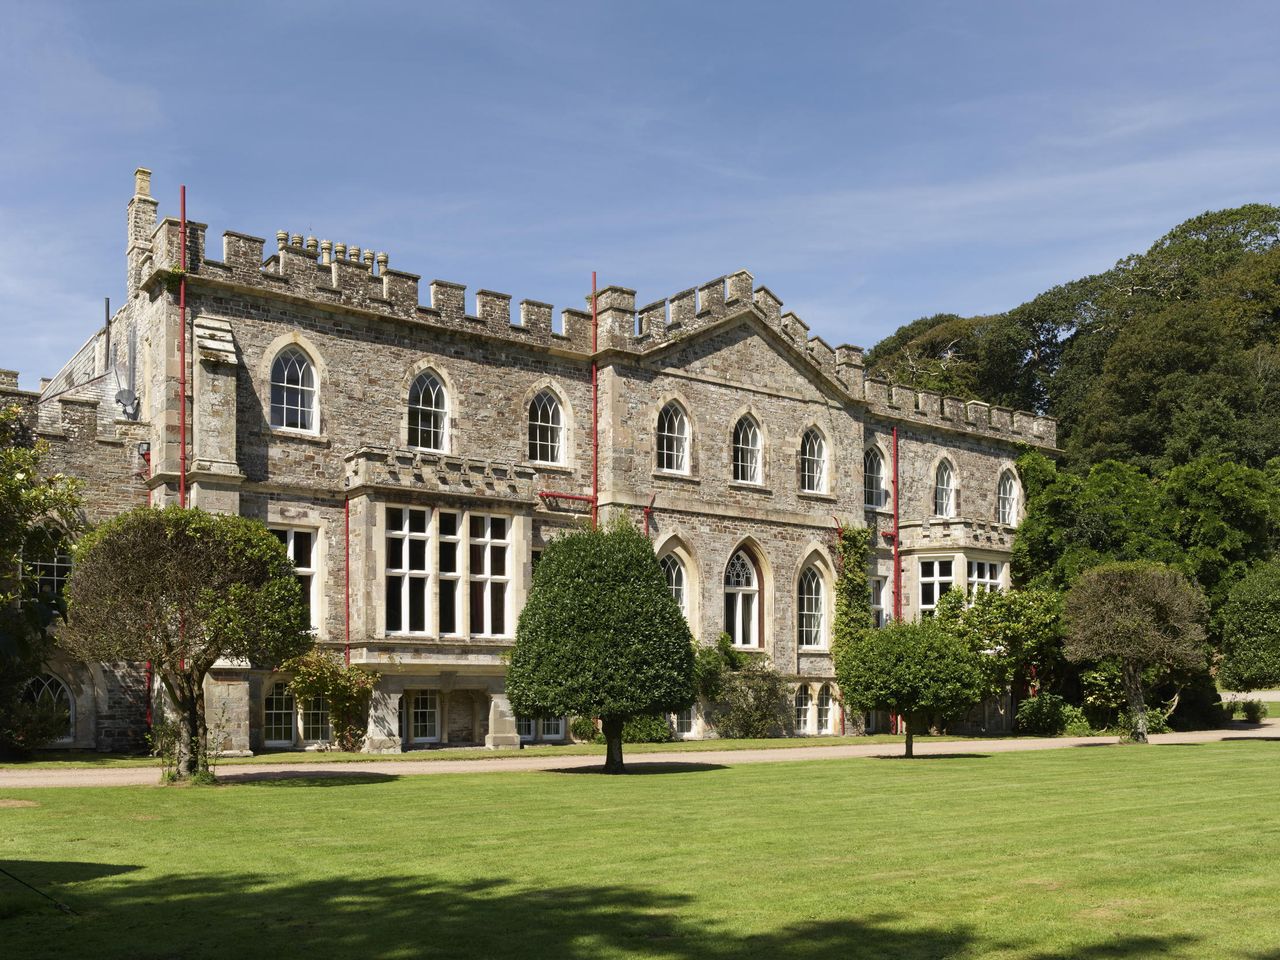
[816,684,833,734]
[270,347,317,432]
[660,553,686,616]
[23,674,72,743]
[528,390,563,464]
[794,685,812,733]
[799,428,826,493]
[656,402,690,473]
[408,371,448,451]
[934,461,956,518]
[997,470,1019,526]
[864,448,886,508]
[732,416,761,484]
[797,566,825,648]
[724,550,759,647]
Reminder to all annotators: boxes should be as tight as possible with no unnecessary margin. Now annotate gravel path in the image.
[1,720,1274,789]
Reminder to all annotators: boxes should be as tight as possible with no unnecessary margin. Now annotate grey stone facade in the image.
[6,170,1057,752]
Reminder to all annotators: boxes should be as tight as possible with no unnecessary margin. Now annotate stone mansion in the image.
[1,170,1057,754]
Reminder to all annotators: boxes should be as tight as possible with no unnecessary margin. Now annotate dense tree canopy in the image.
[1063,562,1208,743]
[0,404,82,757]
[506,520,695,773]
[63,507,312,778]
[1219,560,1280,692]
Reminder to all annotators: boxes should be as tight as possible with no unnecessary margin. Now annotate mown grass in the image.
[1,733,986,769]
[2,741,1277,959]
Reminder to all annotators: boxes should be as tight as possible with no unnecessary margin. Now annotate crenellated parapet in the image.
[861,377,1057,449]
[344,446,538,503]
[136,196,1056,449]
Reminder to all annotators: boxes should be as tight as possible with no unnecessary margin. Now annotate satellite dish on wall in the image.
[115,389,139,420]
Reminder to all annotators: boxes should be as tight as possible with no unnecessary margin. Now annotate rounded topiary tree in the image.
[1219,559,1280,692]
[63,506,313,779]
[834,615,986,757]
[1063,561,1207,743]
[506,519,695,773]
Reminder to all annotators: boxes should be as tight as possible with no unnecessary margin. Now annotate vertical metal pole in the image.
[178,185,188,508]
[591,271,599,529]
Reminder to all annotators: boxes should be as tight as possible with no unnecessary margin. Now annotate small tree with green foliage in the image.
[62,507,312,779]
[834,617,986,757]
[1063,562,1207,743]
[284,648,377,751]
[506,520,695,773]
[0,404,82,758]
[934,586,1065,696]
[1219,559,1280,691]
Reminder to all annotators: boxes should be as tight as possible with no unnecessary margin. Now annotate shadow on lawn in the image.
[2,866,1202,960]
[872,753,991,761]
[222,771,399,787]
[550,761,728,775]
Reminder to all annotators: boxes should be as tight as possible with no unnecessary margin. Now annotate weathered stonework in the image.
[14,170,1057,753]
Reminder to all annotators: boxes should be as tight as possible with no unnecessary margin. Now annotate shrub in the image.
[622,713,673,743]
[710,657,789,739]
[569,716,598,742]
[1220,560,1280,691]
[1014,693,1070,736]
[1061,705,1093,737]
[1242,699,1268,723]
[284,649,377,752]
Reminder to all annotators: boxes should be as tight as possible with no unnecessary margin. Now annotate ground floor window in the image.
[264,681,296,746]
[794,685,812,733]
[870,577,887,627]
[540,717,565,740]
[919,558,954,614]
[516,717,534,740]
[301,696,331,743]
[411,690,440,742]
[816,684,833,734]
[674,706,695,736]
[967,560,1003,598]
[515,716,565,741]
[23,673,73,743]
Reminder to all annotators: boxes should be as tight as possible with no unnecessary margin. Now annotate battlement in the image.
[132,173,1055,449]
[861,377,1057,448]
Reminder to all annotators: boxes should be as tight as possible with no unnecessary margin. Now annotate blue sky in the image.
[2,1,1278,388]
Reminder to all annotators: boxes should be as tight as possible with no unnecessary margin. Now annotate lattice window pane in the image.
[408,372,448,451]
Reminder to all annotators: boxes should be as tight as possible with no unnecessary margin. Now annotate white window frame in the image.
[656,402,690,474]
[797,566,825,649]
[799,428,826,493]
[674,705,695,737]
[270,527,320,632]
[864,448,886,509]
[301,695,331,744]
[967,560,1003,598]
[263,680,296,748]
[528,390,563,464]
[934,461,956,518]
[269,347,318,434]
[516,717,534,741]
[408,371,448,452]
[724,550,760,647]
[794,685,812,734]
[870,576,887,628]
[919,558,955,614]
[540,717,565,740]
[816,684,833,734]
[660,553,686,617]
[385,507,433,635]
[410,690,440,743]
[997,471,1018,526]
[468,514,511,638]
[732,417,762,484]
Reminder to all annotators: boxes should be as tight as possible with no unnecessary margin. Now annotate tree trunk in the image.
[170,674,207,779]
[904,714,914,758]
[1122,659,1148,744]
[601,716,625,774]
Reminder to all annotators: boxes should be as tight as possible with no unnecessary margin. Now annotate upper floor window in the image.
[270,528,318,631]
[724,550,759,647]
[797,566,825,648]
[864,448,886,508]
[528,390,563,464]
[870,576,887,628]
[919,558,954,614]
[799,428,826,493]
[934,461,956,518]
[968,560,1003,598]
[270,347,317,432]
[656,402,690,473]
[408,371,448,452]
[997,471,1018,526]
[660,553,686,616]
[732,416,761,484]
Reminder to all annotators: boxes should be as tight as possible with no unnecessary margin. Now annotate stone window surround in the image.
[258,331,328,439]
[262,676,332,749]
[522,378,575,469]
[404,362,453,454]
[729,405,767,486]
[654,531,701,640]
[797,424,829,494]
[795,547,835,652]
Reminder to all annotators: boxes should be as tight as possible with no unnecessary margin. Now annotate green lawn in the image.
[2,742,1277,959]
[1,733,984,769]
